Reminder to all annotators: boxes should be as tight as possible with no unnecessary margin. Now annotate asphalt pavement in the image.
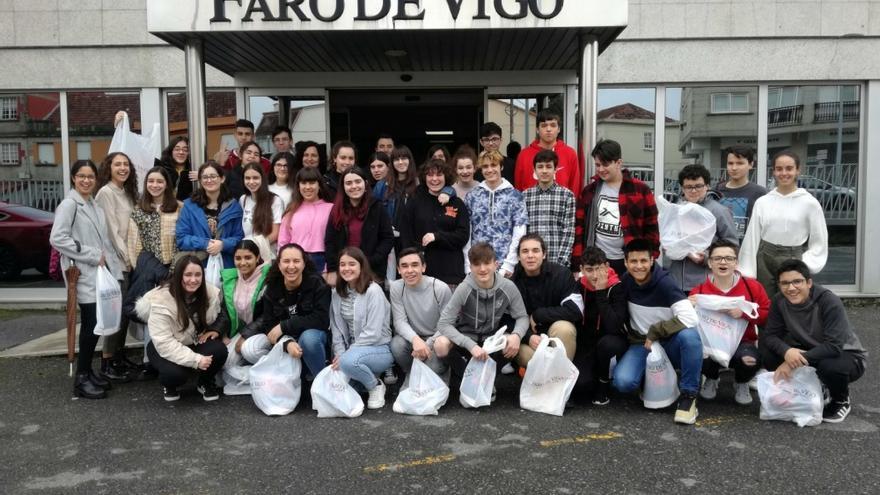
[0,306,878,494]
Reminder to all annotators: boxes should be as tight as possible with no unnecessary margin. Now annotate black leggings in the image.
[760,347,865,402]
[146,340,228,388]
[594,334,629,382]
[445,337,510,381]
[77,303,99,373]
[703,342,760,383]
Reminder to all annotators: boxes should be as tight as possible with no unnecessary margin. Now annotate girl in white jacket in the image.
[739,150,828,296]
[136,255,229,402]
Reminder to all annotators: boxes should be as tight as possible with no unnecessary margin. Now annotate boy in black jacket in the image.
[511,234,583,373]
[761,259,867,423]
[578,246,629,405]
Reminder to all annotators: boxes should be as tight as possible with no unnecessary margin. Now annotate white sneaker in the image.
[501,363,515,375]
[749,371,765,391]
[734,382,753,405]
[367,381,386,409]
[700,377,718,400]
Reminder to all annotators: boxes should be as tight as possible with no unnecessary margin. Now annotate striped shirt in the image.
[523,182,576,268]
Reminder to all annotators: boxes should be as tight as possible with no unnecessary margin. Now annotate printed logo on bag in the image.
[526,374,573,388]
[330,381,347,392]
[699,312,734,330]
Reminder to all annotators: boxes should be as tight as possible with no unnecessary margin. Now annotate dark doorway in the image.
[329,89,483,165]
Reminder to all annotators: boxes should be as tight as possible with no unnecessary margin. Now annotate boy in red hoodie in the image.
[689,239,770,405]
[578,247,629,405]
[514,110,581,194]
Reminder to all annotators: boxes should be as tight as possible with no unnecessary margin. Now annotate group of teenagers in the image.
[48,109,867,425]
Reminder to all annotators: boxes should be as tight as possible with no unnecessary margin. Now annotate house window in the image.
[0,143,20,165]
[643,131,654,150]
[711,93,749,113]
[768,87,799,109]
[76,141,92,161]
[0,97,17,121]
[38,143,56,164]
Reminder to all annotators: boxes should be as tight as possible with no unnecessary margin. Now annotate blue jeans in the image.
[297,329,329,379]
[339,344,394,391]
[308,252,326,273]
[612,328,703,395]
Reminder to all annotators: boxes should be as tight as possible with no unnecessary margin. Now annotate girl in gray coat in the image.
[50,160,124,399]
[330,247,393,410]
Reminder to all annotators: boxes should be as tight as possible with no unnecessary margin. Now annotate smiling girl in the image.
[278,167,334,272]
[240,163,284,260]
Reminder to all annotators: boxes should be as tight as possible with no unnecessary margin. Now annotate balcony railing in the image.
[768,105,803,127]
[0,179,64,211]
[813,101,860,123]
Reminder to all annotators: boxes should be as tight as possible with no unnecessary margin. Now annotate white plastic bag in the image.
[481,326,508,354]
[249,338,302,416]
[757,367,823,427]
[643,344,680,409]
[519,336,579,416]
[393,359,450,416]
[222,335,252,396]
[311,367,364,418]
[459,356,496,408]
[109,112,161,194]
[205,254,223,289]
[93,266,122,336]
[695,294,758,367]
[656,195,717,261]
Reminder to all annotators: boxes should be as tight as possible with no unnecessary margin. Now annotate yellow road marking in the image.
[364,454,456,474]
[694,415,747,427]
[540,431,624,448]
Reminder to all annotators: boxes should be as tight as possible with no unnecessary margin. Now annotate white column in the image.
[654,86,666,196]
[860,81,880,294]
[578,37,598,186]
[184,39,207,170]
[59,91,70,187]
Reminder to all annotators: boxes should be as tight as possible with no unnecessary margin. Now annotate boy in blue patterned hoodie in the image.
[465,150,528,277]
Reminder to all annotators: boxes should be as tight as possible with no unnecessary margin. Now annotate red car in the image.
[0,202,54,280]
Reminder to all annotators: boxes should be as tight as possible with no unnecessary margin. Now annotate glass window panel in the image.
[67,91,140,169]
[165,90,237,160]
[597,87,656,188]
[732,94,748,112]
[249,96,327,157]
[76,141,92,160]
[666,87,758,198]
[767,85,859,285]
[0,91,62,286]
[711,93,730,113]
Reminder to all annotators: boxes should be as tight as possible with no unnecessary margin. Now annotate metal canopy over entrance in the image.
[146,0,628,169]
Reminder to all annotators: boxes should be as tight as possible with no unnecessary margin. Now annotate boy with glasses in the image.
[478,122,517,184]
[761,259,867,423]
[666,164,738,293]
[270,126,293,155]
[689,239,770,405]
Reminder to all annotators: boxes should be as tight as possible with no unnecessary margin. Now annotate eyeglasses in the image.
[201,175,220,181]
[682,184,707,191]
[779,278,807,288]
[74,174,96,181]
[709,256,737,263]
[480,137,501,144]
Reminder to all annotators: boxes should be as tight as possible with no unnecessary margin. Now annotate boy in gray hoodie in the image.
[666,164,738,292]
[436,243,529,383]
[761,259,867,423]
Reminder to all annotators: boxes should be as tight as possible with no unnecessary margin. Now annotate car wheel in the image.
[0,245,22,281]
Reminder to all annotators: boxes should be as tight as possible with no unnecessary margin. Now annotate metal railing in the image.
[0,179,64,211]
[768,105,803,127]
[813,101,859,123]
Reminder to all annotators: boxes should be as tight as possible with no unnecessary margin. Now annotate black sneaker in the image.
[383,368,398,385]
[592,380,611,406]
[197,381,221,402]
[822,398,851,423]
[674,393,699,425]
[163,386,180,402]
[100,358,131,383]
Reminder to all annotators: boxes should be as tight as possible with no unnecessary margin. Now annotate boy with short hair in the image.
[613,239,703,425]
[689,239,770,405]
[522,149,576,268]
[514,110,581,194]
[271,126,293,155]
[389,248,453,379]
[667,164,738,293]
[479,122,516,183]
[376,133,394,155]
[579,247,629,405]
[761,259,867,423]
[214,118,271,175]
[437,243,529,395]
[714,145,767,242]
[465,150,528,277]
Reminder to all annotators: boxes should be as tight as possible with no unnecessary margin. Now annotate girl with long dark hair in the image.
[135,255,229,402]
[176,161,245,268]
[50,160,124,399]
[219,240,270,340]
[268,151,297,209]
[278,167,334,271]
[240,162,284,260]
[157,136,194,201]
